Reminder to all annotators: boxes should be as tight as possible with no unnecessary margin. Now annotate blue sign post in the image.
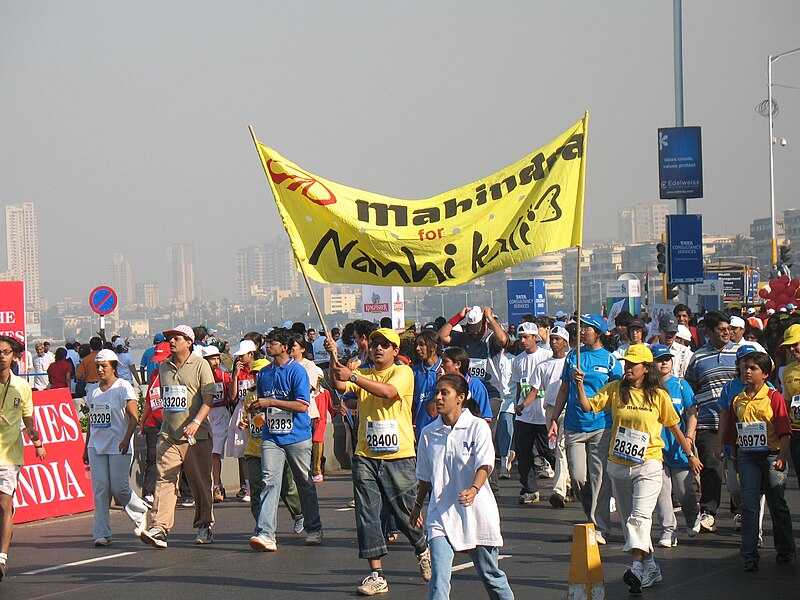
[658,126,703,199]
[507,279,547,324]
[667,214,704,284]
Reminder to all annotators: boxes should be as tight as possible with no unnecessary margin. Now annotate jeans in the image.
[352,454,425,559]
[545,406,569,498]
[514,421,553,495]
[246,455,302,527]
[565,428,613,536]
[258,437,321,540]
[695,429,723,515]
[655,464,698,533]
[790,434,800,491]
[606,459,663,553]
[88,448,147,539]
[738,451,795,563]
[142,426,160,497]
[428,536,514,600]
[496,412,515,459]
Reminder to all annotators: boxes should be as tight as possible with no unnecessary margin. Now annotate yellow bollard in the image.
[566,523,605,600]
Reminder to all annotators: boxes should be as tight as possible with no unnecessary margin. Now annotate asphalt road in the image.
[3,470,799,599]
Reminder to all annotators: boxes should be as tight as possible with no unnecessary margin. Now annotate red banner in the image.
[13,389,94,523]
[0,281,27,371]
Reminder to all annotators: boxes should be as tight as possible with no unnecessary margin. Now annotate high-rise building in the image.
[618,203,670,243]
[135,281,160,309]
[110,253,133,306]
[167,244,196,305]
[236,243,299,303]
[4,202,41,309]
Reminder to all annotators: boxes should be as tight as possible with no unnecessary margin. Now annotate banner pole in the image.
[247,126,334,351]
[575,245,582,367]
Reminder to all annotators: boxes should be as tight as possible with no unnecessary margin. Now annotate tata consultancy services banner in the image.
[13,389,94,523]
[254,116,587,287]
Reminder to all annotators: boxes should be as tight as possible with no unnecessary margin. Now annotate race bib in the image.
[89,402,112,428]
[163,385,188,413]
[214,382,225,403]
[366,420,400,453]
[249,412,264,439]
[148,386,163,410]
[613,426,649,464]
[267,407,293,434]
[238,379,254,402]
[736,421,768,452]
[468,358,487,380]
[790,396,800,425]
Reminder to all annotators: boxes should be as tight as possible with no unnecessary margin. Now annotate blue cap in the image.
[650,344,672,360]
[736,344,759,361]
[153,332,166,343]
[579,313,608,334]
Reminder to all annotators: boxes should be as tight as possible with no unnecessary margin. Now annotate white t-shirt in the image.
[32,353,54,390]
[510,347,553,424]
[87,378,137,455]
[311,336,330,365]
[667,342,694,379]
[299,358,321,419]
[499,354,515,413]
[525,356,567,424]
[116,352,138,384]
[417,409,503,551]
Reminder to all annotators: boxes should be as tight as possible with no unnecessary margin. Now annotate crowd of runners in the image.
[0,299,799,596]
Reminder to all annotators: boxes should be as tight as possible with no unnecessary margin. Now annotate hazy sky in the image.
[2,1,799,304]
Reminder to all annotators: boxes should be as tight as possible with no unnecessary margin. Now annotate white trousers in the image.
[607,458,663,553]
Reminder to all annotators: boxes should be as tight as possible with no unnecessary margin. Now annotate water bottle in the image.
[548,433,557,451]
[187,434,196,446]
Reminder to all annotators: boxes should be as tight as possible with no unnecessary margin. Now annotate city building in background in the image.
[110,253,134,306]
[618,202,669,243]
[167,243,196,306]
[135,281,160,309]
[3,202,41,310]
[236,243,300,303]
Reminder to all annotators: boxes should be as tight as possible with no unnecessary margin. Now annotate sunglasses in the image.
[369,339,393,349]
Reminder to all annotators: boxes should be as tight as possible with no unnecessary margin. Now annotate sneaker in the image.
[195,525,213,545]
[213,487,225,503]
[657,531,678,548]
[733,514,742,532]
[498,467,511,480]
[142,495,154,509]
[549,493,566,509]
[623,562,643,594]
[609,497,616,513]
[699,511,716,532]
[758,534,763,548]
[688,513,702,537]
[776,552,795,565]
[312,474,324,483]
[417,546,432,582]
[347,499,356,508]
[507,450,516,470]
[0,561,6,581]
[641,563,663,588]
[179,497,195,508]
[293,517,305,534]
[242,493,251,503]
[357,572,388,596]
[249,535,277,552]
[743,561,759,572]
[537,468,553,479]
[94,537,112,546]
[236,486,249,498]
[305,529,323,545]
[595,531,607,545]
[519,492,540,505]
[140,526,168,549]
[132,511,147,537]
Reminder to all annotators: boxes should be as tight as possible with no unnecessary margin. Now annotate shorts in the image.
[226,401,247,459]
[209,406,231,455]
[0,465,22,496]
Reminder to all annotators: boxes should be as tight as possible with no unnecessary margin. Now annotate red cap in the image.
[152,341,171,362]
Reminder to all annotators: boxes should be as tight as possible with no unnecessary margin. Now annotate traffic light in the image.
[780,243,793,269]
[666,282,680,300]
[656,242,667,274]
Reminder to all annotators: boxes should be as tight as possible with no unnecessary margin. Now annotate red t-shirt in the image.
[212,368,233,407]
[235,366,254,404]
[47,360,73,389]
[144,371,164,427]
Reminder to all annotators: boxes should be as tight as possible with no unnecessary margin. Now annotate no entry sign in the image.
[89,285,118,316]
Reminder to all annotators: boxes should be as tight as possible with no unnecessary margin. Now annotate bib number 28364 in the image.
[613,426,649,464]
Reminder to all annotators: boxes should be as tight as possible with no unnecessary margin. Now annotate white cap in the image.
[163,325,195,343]
[517,322,540,338]
[555,310,567,319]
[95,349,119,363]
[234,340,258,356]
[747,307,756,315]
[202,345,220,358]
[282,320,293,328]
[767,308,776,315]
[112,338,126,348]
[729,316,746,329]
[550,325,570,343]
[676,324,692,341]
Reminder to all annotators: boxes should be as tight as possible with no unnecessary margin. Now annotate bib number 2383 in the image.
[163,385,188,413]
[613,426,649,464]
[366,420,399,453]
[267,407,293,434]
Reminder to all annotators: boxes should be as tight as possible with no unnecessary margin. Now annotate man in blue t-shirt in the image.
[250,328,323,552]
[548,314,622,544]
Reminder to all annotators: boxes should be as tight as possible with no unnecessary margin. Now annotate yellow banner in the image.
[254,114,587,287]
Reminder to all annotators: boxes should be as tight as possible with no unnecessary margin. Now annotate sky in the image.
[2,1,799,304]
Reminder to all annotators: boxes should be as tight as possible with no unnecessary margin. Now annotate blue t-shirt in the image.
[561,346,622,432]
[256,358,311,446]
[661,376,697,468]
[467,375,493,423]
[413,358,442,441]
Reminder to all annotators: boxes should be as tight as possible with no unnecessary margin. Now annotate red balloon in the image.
[770,278,781,287]
[791,279,800,292]
[759,288,770,299]
[765,300,776,310]
[771,283,785,296]
[780,274,790,284]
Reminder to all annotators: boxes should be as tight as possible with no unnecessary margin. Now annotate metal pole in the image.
[673,0,686,216]
[769,55,777,273]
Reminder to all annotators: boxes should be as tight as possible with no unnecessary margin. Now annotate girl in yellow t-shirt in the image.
[575,344,701,594]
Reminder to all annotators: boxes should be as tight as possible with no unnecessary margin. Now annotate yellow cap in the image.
[623,344,654,364]
[369,327,401,348]
[782,324,800,346]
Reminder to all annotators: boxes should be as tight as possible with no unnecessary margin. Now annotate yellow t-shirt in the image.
[346,363,415,460]
[589,380,679,466]
[0,374,34,466]
[781,361,800,432]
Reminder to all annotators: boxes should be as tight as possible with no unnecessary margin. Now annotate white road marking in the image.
[452,554,511,572]
[334,507,354,512]
[21,551,138,575]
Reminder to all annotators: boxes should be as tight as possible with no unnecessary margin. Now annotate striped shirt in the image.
[684,341,737,430]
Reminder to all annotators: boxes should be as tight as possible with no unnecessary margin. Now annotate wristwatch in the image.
[348,373,358,383]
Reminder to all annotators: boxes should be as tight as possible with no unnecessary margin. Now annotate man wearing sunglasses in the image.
[330,327,431,596]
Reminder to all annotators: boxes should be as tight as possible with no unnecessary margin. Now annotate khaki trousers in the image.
[150,434,214,532]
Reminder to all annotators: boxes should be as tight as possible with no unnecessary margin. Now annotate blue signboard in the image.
[507,279,547,324]
[667,214,704,284]
[658,126,703,199]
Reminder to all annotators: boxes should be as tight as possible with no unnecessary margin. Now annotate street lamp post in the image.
[768,46,800,274]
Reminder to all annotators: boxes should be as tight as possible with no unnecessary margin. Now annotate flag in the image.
[253,113,587,287]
